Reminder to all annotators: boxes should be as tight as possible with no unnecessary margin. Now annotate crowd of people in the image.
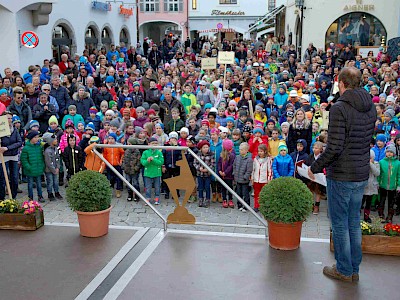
[0,35,399,219]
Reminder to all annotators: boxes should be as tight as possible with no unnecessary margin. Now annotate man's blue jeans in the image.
[327,178,367,276]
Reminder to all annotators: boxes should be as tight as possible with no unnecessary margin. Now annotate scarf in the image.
[296,120,305,129]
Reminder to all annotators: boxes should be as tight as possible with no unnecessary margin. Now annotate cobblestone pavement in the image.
[17,182,399,237]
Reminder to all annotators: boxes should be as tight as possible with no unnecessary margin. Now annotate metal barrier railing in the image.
[93,144,267,235]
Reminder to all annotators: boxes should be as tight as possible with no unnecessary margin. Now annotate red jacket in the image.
[248,135,269,159]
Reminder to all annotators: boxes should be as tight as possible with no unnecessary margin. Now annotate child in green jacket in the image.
[21,131,45,202]
[378,144,400,223]
[140,137,164,205]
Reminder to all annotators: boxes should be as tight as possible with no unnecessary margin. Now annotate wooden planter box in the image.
[0,211,44,231]
[330,232,400,256]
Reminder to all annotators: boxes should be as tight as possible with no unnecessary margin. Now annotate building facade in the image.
[0,0,137,73]
[138,0,189,44]
[189,0,268,40]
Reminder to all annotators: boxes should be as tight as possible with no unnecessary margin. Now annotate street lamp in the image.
[295,0,305,59]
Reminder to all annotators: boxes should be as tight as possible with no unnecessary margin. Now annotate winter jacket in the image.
[85,115,101,132]
[165,118,185,134]
[252,156,273,183]
[117,92,133,110]
[217,151,236,180]
[33,102,57,133]
[50,85,71,113]
[249,135,269,159]
[131,91,145,108]
[103,146,124,166]
[378,157,400,191]
[140,149,164,178]
[59,132,81,152]
[233,153,253,183]
[233,138,242,156]
[122,148,142,175]
[44,145,60,174]
[364,160,380,195]
[194,150,215,177]
[180,93,197,115]
[70,92,95,119]
[21,142,45,177]
[162,146,182,169]
[8,100,32,130]
[287,125,312,154]
[186,146,198,176]
[272,154,294,178]
[310,88,377,182]
[2,127,23,157]
[159,98,186,125]
[84,143,104,173]
[268,138,285,158]
[196,89,214,112]
[274,92,288,107]
[62,145,85,177]
[62,114,85,129]
[94,91,113,108]
[372,145,386,162]
[145,88,161,106]
[133,117,150,129]
[216,115,227,127]
[210,138,222,175]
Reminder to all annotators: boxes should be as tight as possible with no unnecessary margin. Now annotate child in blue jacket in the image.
[273,144,294,178]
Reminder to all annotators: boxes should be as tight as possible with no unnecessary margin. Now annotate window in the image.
[164,0,183,12]
[139,0,160,12]
[219,0,237,4]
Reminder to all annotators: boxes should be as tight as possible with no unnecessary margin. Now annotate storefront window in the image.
[325,12,386,48]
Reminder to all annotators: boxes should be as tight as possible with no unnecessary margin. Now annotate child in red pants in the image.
[251,144,273,212]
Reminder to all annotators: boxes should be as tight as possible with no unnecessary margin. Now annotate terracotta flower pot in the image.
[267,220,303,250]
[76,206,112,238]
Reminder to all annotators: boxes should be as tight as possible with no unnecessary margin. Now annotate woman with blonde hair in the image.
[287,108,312,154]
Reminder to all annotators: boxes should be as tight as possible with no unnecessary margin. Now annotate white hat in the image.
[300,94,309,102]
[218,126,229,133]
[212,80,221,89]
[289,90,298,97]
[179,127,189,134]
[169,131,179,139]
[199,80,207,86]
[282,70,289,74]
[209,107,218,113]
[386,95,395,103]
[253,62,260,67]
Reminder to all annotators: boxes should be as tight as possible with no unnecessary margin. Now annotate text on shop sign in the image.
[211,10,245,16]
[344,0,374,11]
[119,5,133,17]
[91,1,111,12]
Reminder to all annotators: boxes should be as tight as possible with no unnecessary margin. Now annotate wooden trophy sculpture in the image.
[165,151,196,224]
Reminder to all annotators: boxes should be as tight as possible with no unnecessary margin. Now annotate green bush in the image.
[66,170,112,212]
[259,177,313,224]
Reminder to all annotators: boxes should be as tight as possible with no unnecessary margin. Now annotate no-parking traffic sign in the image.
[21,31,39,48]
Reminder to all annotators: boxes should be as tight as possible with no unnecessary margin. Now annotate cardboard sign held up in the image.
[201,57,217,70]
[0,116,11,138]
[217,51,235,64]
[322,111,329,130]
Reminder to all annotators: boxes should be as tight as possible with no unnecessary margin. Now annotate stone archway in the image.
[101,23,114,52]
[119,26,131,47]
[52,18,76,62]
[85,21,101,52]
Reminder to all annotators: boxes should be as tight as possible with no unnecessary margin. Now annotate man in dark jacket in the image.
[50,76,71,117]
[309,67,377,282]
[145,79,161,106]
[148,45,162,70]
[159,88,185,125]
[8,88,32,130]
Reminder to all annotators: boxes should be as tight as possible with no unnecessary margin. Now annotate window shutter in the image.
[155,1,160,11]
[164,0,168,11]
[139,0,144,11]
[179,0,183,11]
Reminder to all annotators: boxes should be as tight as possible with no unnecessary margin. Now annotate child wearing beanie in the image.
[249,124,269,159]
[252,144,273,212]
[194,140,215,208]
[218,139,236,208]
[123,137,142,202]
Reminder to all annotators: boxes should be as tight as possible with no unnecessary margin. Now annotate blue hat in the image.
[79,56,87,64]
[0,89,7,96]
[226,116,235,123]
[26,131,39,140]
[278,144,288,152]
[266,119,276,125]
[205,103,213,109]
[108,132,117,140]
[376,134,386,143]
[379,93,387,99]
[253,126,264,135]
[105,76,114,83]
[29,120,39,129]
[124,97,132,102]
[85,122,95,132]
[12,115,21,124]
[132,81,140,88]
[155,122,164,130]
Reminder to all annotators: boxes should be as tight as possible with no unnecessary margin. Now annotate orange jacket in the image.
[103,146,124,166]
[84,143,105,173]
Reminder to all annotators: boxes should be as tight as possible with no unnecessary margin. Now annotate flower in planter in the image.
[384,223,400,236]
[21,200,43,215]
[0,199,20,214]
[360,221,373,235]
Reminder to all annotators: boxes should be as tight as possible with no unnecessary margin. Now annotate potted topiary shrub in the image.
[66,170,112,237]
[259,177,313,250]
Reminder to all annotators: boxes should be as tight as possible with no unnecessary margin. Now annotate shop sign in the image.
[211,10,245,16]
[92,1,111,12]
[344,0,374,11]
[119,5,133,17]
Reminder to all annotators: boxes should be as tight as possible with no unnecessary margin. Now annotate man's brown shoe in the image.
[352,273,359,282]
[323,265,352,282]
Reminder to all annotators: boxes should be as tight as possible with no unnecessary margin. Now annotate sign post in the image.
[21,31,39,48]
[217,51,235,91]
[201,57,217,77]
[0,115,12,198]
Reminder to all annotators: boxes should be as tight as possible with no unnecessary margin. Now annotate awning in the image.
[257,27,275,37]
[248,5,285,33]
[197,28,236,33]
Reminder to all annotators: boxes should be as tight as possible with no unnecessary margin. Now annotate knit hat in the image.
[286,111,294,118]
[223,91,231,97]
[385,109,395,119]
[386,95,395,103]
[132,81,140,88]
[147,109,156,116]
[29,120,39,129]
[266,119,275,125]
[239,110,248,117]
[169,131,178,139]
[109,101,117,109]
[127,137,137,145]
[89,136,100,144]
[0,89,7,96]
[281,121,290,128]
[201,119,210,126]
[243,125,252,133]
[253,125,264,135]
[135,126,143,134]
[12,115,21,124]
[179,127,189,134]
[255,105,264,112]
[105,109,115,117]
[372,96,380,103]
[105,76,114,83]
[148,137,158,143]
[42,132,56,145]
[229,100,237,107]
[26,131,39,140]
[289,90,298,97]
[197,140,210,150]
[110,119,120,128]
[278,144,288,152]
[136,106,145,113]
[386,144,396,154]
[68,105,76,112]
[210,128,220,135]
[48,115,58,125]
[150,103,160,112]
[390,129,399,137]
[226,116,235,124]
[379,93,387,99]
[219,126,229,133]
[187,135,196,145]
[65,119,74,129]
[108,132,117,140]
[222,139,233,151]
[85,122,95,132]
[205,103,213,109]
[376,134,386,143]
